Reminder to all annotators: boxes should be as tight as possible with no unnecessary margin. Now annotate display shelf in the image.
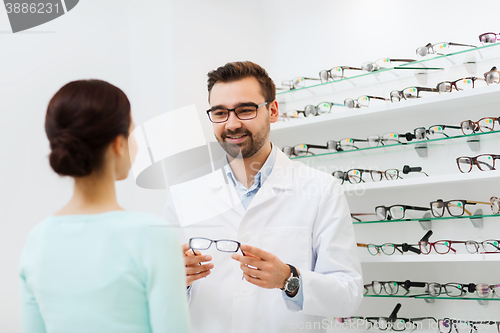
[272,83,500,133]
[276,42,500,98]
[341,169,500,193]
[282,129,500,163]
[359,253,500,263]
[353,214,500,225]
[363,294,500,302]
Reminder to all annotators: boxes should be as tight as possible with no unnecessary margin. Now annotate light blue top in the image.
[19,211,190,333]
[224,145,305,310]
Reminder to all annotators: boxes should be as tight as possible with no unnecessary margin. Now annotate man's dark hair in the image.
[207,61,276,103]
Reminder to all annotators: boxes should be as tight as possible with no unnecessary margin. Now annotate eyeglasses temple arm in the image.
[448,42,477,48]
[388,303,402,319]
[419,87,439,92]
[306,144,329,150]
[366,95,388,101]
[390,59,417,63]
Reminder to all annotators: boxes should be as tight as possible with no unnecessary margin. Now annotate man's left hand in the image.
[231,244,294,289]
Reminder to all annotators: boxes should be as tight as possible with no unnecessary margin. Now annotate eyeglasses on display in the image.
[350,213,377,222]
[206,101,270,123]
[189,237,245,256]
[439,318,500,333]
[281,138,369,157]
[430,199,491,218]
[319,66,363,83]
[425,282,500,298]
[491,196,500,214]
[357,242,421,256]
[456,154,500,173]
[364,280,427,296]
[484,66,500,85]
[332,165,427,185]
[479,32,500,45]
[344,95,388,109]
[460,117,500,135]
[375,205,431,221]
[361,58,416,72]
[416,42,477,57]
[436,77,486,93]
[464,239,500,254]
[280,77,321,90]
[403,124,463,141]
[390,86,439,102]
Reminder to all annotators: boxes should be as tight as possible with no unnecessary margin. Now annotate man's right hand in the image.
[183,243,214,287]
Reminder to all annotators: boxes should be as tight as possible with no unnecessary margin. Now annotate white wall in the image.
[0,0,497,331]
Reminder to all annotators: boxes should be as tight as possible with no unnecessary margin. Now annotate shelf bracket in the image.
[470,209,483,229]
[414,143,428,158]
[418,213,432,230]
[423,298,435,304]
[476,299,489,306]
[463,61,477,74]
[466,136,481,151]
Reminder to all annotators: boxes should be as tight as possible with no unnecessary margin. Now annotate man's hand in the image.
[231,244,295,290]
[182,243,214,287]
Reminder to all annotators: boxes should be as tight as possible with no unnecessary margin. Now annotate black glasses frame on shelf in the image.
[429,199,491,218]
[375,205,431,221]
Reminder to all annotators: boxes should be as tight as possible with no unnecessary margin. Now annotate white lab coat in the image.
[163,147,363,333]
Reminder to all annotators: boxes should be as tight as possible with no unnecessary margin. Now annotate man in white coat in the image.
[163,61,363,333]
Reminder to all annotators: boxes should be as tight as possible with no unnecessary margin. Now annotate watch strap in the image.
[287,264,298,277]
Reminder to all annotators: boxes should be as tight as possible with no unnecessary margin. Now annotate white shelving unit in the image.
[270,43,500,330]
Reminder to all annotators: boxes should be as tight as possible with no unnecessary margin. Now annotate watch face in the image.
[286,277,300,292]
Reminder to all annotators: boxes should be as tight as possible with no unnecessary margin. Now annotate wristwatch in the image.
[281,264,300,297]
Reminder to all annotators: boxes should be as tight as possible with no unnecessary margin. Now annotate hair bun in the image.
[49,131,94,177]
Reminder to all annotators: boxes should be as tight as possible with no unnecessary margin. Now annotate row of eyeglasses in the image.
[364,280,500,298]
[279,32,500,90]
[279,67,500,119]
[351,196,500,222]
[336,304,499,332]
[281,116,500,153]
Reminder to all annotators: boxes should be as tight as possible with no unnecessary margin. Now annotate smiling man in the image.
[164,61,362,333]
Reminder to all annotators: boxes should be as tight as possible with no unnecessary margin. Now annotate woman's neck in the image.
[54,168,123,216]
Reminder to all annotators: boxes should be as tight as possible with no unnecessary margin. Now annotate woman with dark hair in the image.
[19,79,190,332]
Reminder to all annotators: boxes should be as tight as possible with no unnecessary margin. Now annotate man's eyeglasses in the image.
[456,154,500,173]
[319,66,363,83]
[375,205,431,221]
[189,237,245,256]
[436,77,486,93]
[206,101,270,123]
[484,66,500,85]
[479,32,500,45]
[460,117,500,135]
[344,95,388,109]
[430,199,491,218]
[416,42,477,57]
[280,77,321,90]
[390,86,439,102]
[361,58,416,72]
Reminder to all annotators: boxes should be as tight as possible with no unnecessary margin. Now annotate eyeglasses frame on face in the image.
[344,95,388,109]
[436,77,486,93]
[319,66,363,83]
[390,86,439,102]
[206,101,270,123]
[456,154,500,173]
[416,42,477,57]
[429,199,491,218]
[460,117,500,135]
[375,205,431,221]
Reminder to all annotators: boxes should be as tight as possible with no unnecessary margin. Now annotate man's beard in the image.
[217,125,269,159]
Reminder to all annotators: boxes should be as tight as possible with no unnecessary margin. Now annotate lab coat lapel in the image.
[207,168,245,217]
[245,149,294,211]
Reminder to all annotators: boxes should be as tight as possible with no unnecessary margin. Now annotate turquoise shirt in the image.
[19,211,190,333]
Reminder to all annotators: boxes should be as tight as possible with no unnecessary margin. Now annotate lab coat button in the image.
[241,235,250,243]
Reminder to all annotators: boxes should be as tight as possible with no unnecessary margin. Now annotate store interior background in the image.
[0,0,498,331]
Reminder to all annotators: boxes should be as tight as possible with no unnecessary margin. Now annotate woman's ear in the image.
[111,135,126,157]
